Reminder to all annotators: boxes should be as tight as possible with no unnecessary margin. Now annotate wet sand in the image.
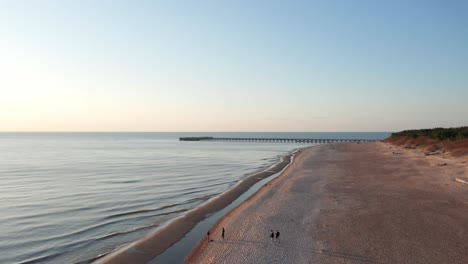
[186,142,468,264]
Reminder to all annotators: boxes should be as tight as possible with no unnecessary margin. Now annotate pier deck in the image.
[179,137,377,143]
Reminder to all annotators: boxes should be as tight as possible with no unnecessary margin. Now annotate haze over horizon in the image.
[1,1,467,132]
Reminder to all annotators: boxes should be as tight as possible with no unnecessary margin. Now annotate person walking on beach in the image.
[275,230,280,243]
[270,230,274,242]
[207,230,210,242]
[221,227,225,240]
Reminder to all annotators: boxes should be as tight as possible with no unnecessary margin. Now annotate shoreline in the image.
[149,148,301,263]
[185,142,468,263]
[98,148,305,264]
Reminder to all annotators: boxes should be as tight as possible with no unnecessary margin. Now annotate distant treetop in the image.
[391,127,468,141]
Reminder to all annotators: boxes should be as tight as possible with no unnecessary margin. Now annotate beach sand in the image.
[185,142,468,264]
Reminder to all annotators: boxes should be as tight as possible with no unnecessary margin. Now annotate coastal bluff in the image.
[385,127,468,157]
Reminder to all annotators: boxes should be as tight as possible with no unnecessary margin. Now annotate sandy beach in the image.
[186,142,468,263]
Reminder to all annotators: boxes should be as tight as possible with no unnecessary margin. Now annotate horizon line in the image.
[0,131,394,133]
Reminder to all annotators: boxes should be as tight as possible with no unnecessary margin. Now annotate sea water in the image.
[0,132,389,263]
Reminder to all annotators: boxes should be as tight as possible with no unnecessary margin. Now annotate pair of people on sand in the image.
[270,229,280,242]
[207,227,225,242]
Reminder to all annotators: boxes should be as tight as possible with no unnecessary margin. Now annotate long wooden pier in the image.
[179,137,377,143]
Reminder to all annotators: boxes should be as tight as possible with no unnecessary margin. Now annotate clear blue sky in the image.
[1,0,467,132]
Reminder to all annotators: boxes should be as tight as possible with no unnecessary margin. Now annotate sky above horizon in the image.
[1,0,467,132]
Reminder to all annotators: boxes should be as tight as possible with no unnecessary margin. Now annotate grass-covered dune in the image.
[385,127,468,157]
[390,127,468,140]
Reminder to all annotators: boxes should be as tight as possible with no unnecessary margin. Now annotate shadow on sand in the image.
[209,239,375,263]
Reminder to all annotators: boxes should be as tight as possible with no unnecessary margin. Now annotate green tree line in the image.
[391,127,468,140]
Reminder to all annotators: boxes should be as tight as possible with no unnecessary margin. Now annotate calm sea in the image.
[0,132,389,264]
